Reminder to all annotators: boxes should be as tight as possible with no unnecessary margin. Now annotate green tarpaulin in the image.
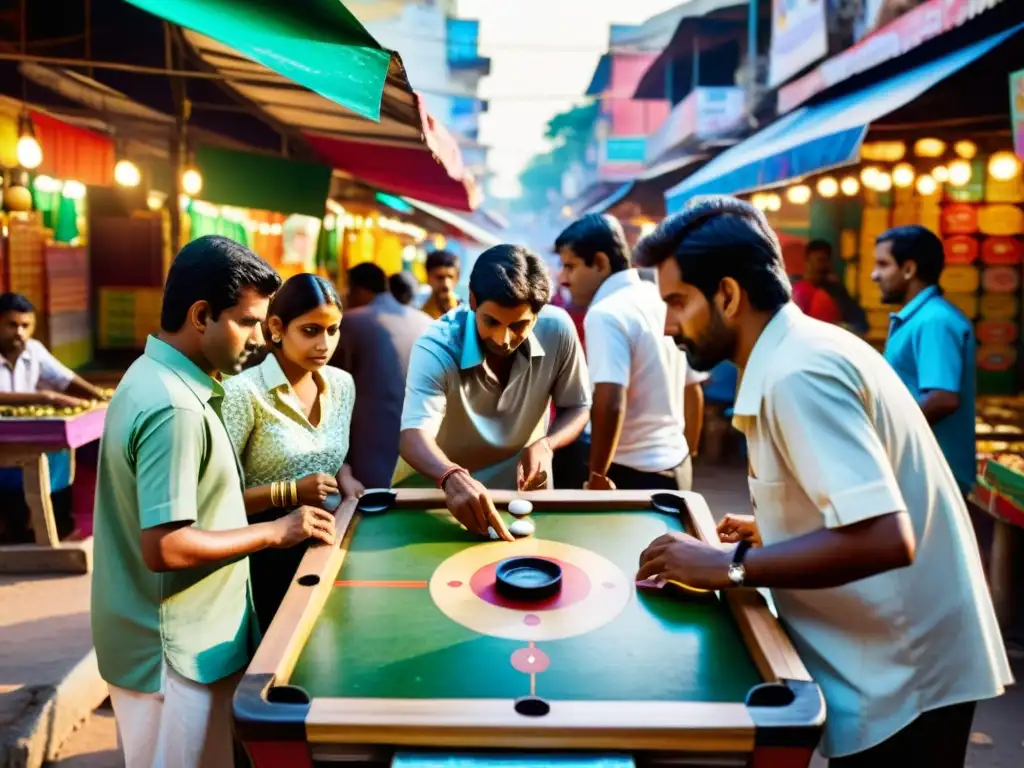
[195,145,332,217]
[126,0,392,121]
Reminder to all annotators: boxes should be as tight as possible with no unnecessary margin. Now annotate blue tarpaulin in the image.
[665,23,1024,212]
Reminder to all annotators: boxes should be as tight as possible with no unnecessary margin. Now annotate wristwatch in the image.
[727,540,753,587]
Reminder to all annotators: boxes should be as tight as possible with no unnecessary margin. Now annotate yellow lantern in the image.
[786,184,812,205]
[987,151,1021,181]
[816,176,839,198]
[948,159,972,187]
[874,171,893,192]
[953,140,977,159]
[892,163,915,188]
[4,184,32,211]
[860,166,881,188]
[913,138,946,158]
[915,174,938,197]
[840,176,860,196]
[932,165,949,183]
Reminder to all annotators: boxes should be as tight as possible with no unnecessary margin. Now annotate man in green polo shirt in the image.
[91,235,337,768]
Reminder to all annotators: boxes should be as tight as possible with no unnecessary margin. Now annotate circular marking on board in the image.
[510,646,550,674]
[429,539,632,642]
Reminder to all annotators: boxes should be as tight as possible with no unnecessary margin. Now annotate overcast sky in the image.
[457,0,683,198]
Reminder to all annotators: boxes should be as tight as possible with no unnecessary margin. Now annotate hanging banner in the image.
[1012,69,1024,160]
[769,0,829,87]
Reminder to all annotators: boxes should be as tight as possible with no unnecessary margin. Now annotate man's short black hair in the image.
[469,244,551,314]
[426,250,460,273]
[160,235,281,333]
[348,262,388,294]
[554,213,631,272]
[389,271,417,305]
[634,196,791,312]
[806,239,832,256]
[876,225,945,285]
[0,292,35,317]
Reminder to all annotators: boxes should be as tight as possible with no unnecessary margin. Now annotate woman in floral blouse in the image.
[223,273,363,633]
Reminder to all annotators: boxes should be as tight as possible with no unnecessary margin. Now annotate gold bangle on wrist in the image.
[289,480,297,507]
[270,482,279,507]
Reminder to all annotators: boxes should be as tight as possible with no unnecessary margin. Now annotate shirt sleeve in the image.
[914,317,966,395]
[582,310,631,387]
[34,343,75,392]
[400,342,449,436]
[765,367,907,529]
[131,406,206,530]
[551,316,592,409]
[220,382,255,459]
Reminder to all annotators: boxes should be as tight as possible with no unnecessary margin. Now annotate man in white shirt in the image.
[555,213,705,490]
[632,196,1011,766]
[0,292,108,405]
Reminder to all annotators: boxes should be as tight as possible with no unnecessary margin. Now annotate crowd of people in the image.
[0,193,992,767]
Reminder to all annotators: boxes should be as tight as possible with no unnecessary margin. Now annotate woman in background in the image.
[223,273,363,633]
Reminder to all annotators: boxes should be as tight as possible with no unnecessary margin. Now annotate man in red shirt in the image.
[792,240,867,335]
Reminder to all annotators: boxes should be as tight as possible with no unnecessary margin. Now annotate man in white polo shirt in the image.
[632,196,1011,767]
[555,213,705,490]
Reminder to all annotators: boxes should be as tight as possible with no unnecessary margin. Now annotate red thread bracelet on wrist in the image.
[438,466,466,490]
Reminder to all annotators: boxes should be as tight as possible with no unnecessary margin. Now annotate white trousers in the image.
[108,663,240,768]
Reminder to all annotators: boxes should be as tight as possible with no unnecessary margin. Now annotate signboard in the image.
[1012,69,1024,160]
[645,87,745,164]
[780,0,1005,112]
[769,0,829,87]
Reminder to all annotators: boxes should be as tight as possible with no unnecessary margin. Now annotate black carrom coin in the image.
[357,489,396,514]
[495,557,562,601]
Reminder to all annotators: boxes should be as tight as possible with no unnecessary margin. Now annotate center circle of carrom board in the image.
[429,538,633,641]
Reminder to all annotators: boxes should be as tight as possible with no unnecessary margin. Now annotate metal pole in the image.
[748,0,758,87]
[0,50,286,84]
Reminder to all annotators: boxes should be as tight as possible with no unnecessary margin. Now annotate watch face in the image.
[728,564,745,584]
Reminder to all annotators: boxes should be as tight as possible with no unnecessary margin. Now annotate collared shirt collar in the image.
[733,302,802,417]
[258,351,328,396]
[0,341,33,371]
[458,307,546,370]
[890,285,940,325]
[591,268,641,307]
[145,335,221,404]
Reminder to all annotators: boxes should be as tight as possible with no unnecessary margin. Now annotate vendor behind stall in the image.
[0,292,110,540]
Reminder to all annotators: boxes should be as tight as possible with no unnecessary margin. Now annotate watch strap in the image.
[732,539,753,564]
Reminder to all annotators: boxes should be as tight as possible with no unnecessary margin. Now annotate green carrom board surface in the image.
[289,507,762,703]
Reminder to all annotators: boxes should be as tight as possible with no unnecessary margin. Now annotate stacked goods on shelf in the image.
[44,244,91,368]
[97,287,162,349]
[7,213,47,339]
[857,205,895,343]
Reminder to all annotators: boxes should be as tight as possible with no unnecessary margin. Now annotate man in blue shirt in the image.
[872,225,977,498]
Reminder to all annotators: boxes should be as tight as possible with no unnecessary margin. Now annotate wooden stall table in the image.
[235,488,824,768]
[0,403,107,574]
[970,479,1024,640]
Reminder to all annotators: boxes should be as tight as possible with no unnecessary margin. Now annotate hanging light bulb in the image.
[114,159,141,187]
[765,193,782,212]
[913,138,945,158]
[181,167,203,196]
[16,113,42,170]
[860,166,881,188]
[146,190,167,211]
[932,165,949,183]
[786,184,812,205]
[816,177,839,198]
[953,140,977,159]
[988,151,1021,181]
[892,163,916,188]
[840,176,860,196]
[915,174,937,196]
[948,159,972,187]
[874,171,893,192]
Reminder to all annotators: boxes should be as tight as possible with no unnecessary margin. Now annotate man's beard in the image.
[880,284,907,305]
[673,308,735,372]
